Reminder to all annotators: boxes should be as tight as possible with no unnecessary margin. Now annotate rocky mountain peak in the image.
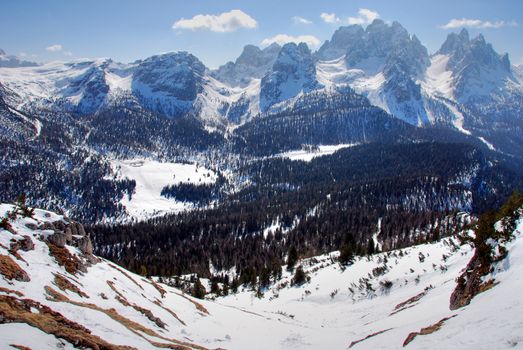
[211,43,281,87]
[260,42,320,112]
[316,25,365,61]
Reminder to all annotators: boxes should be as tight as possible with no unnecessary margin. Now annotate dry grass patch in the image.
[0,286,24,297]
[53,273,89,298]
[150,279,167,298]
[175,292,209,316]
[403,315,457,346]
[108,264,144,290]
[153,299,186,326]
[349,328,393,348]
[9,345,32,350]
[391,286,433,316]
[0,294,136,350]
[107,280,167,329]
[0,254,30,282]
[46,242,83,275]
[45,286,207,349]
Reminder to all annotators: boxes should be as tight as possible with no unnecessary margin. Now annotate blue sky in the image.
[1,0,522,68]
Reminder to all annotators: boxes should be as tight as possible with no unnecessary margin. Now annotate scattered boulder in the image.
[40,220,93,256]
[76,237,93,255]
[24,223,37,230]
[39,221,56,231]
[47,233,67,248]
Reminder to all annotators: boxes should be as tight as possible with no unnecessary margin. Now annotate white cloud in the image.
[320,13,340,24]
[292,16,312,25]
[63,51,73,56]
[260,34,320,48]
[441,18,518,29]
[172,9,257,32]
[348,8,380,25]
[46,44,62,52]
[18,52,27,58]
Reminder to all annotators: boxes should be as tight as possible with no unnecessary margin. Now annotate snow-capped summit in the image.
[211,43,281,87]
[316,19,430,125]
[315,25,365,61]
[437,28,470,57]
[435,29,515,102]
[131,51,207,117]
[260,42,321,112]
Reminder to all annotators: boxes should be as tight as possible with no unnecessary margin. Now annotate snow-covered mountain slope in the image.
[316,19,430,126]
[2,203,523,349]
[0,53,244,124]
[260,43,321,112]
[1,22,522,155]
[0,204,308,350]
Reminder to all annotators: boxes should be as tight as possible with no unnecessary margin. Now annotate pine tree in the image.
[287,246,298,271]
[367,239,375,255]
[192,278,206,299]
[292,265,307,286]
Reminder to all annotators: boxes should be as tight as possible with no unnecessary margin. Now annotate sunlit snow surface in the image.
[111,159,217,220]
[277,143,359,162]
[0,204,523,349]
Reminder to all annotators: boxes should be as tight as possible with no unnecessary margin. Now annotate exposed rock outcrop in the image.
[40,220,93,256]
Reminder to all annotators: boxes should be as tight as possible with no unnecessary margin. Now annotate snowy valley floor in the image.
[0,204,522,349]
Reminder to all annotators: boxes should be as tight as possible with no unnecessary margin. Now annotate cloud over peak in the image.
[173,9,257,33]
[320,13,340,24]
[261,34,320,49]
[321,9,379,26]
[348,8,380,25]
[441,18,518,29]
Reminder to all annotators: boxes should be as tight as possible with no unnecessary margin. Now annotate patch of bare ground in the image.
[46,242,84,275]
[53,273,89,298]
[349,328,393,348]
[0,254,30,282]
[9,345,32,350]
[149,279,167,298]
[402,315,457,347]
[107,280,167,329]
[390,286,433,316]
[108,264,144,290]
[0,294,136,350]
[45,286,208,349]
[0,287,24,297]
[174,292,209,316]
[153,298,186,326]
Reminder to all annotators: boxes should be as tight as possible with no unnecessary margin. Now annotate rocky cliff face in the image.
[260,42,321,112]
[41,219,93,256]
[212,43,281,87]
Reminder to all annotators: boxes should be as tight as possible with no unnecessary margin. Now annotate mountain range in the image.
[1,19,522,155]
[1,19,523,224]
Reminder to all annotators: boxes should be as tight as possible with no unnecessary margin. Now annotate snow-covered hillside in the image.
[277,143,359,162]
[110,159,217,220]
[1,203,522,349]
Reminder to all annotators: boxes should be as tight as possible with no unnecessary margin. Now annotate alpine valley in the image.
[1,17,523,350]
